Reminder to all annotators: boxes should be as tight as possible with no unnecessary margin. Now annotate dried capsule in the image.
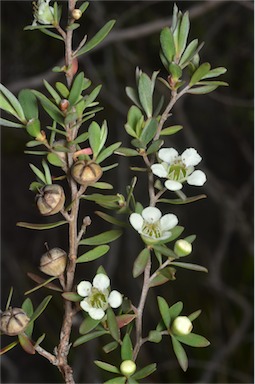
[0,308,30,336]
[36,185,65,216]
[40,247,67,276]
[71,161,103,186]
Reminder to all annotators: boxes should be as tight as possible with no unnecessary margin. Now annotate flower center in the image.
[142,221,162,239]
[89,288,108,310]
[168,159,187,181]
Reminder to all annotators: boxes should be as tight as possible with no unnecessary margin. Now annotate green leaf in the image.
[138,73,153,118]
[103,341,119,353]
[104,377,126,384]
[34,333,46,347]
[27,272,62,292]
[157,296,170,328]
[73,330,108,347]
[132,363,157,380]
[82,85,102,110]
[176,333,210,347]
[76,245,109,263]
[107,307,120,342]
[29,296,52,324]
[94,360,120,374]
[18,333,35,355]
[187,85,218,95]
[121,333,133,360]
[16,221,68,230]
[47,153,64,167]
[125,87,142,109]
[22,298,34,318]
[76,20,116,57]
[159,267,176,282]
[96,142,122,164]
[0,93,19,118]
[25,276,58,296]
[43,80,61,104]
[62,292,82,302]
[0,341,19,355]
[42,159,52,185]
[169,301,183,320]
[146,139,164,155]
[161,226,185,243]
[116,314,136,329]
[160,125,183,136]
[69,72,85,105]
[79,230,122,246]
[67,23,80,31]
[96,211,128,228]
[152,245,175,258]
[178,11,190,56]
[140,118,157,145]
[24,24,56,31]
[158,194,207,204]
[29,163,46,184]
[18,89,38,120]
[125,105,143,138]
[184,234,196,244]
[79,1,89,13]
[189,62,211,86]
[171,336,188,371]
[179,39,198,67]
[0,84,25,121]
[188,309,201,322]
[202,66,227,79]
[5,286,14,311]
[169,63,182,80]
[88,121,101,158]
[149,272,171,288]
[72,131,89,145]
[0,118,24,128]
[79,316,101,334]
[55,82,69,98]
[114,147,138,157]
[170,262,208,273]
[32,90,64,126]
[133,248,150,278]
[40,28,64,41]
[160,27,176,62]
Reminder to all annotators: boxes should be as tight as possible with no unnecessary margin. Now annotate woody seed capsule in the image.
[40,247,67,276]
[0,308,30,336]
[36,184,65,216]
[71,161,103,186]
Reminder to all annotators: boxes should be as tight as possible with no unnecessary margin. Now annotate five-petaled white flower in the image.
[130,206,178,244]
[151,147,206,191]
[33,0,54,26]
[77,273,122,320]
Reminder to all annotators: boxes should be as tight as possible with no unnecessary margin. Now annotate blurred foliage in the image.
[1,1,253,383]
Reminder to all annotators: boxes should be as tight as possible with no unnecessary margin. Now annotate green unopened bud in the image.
[72,9,82,20]
[120,360,136,377]
[174,239,192,257]
[171,316,193,336]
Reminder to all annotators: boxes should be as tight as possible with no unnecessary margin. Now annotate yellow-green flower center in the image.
[142,221,161,239]
[168,161,187,182]
[89,288,107,309]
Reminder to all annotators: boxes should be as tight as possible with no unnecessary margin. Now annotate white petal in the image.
[88,308,105,320]
[187,170,206,186]
[181,148,202,167]
[159,231,171,240]
[108,290,123,308]
[158,148,178,164]
[80,298,91,312]
[129,213,143,232]
[142,207,161,223]
[160,213,178,231]
[165,180,183,191]
[93,273,110,291]
[151,163,168,178]
[77,281,92,297]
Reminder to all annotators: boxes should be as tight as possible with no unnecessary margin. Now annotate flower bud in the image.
[71,161,102,186]
[171,316,193,336]
[72,9,82,20]
[174,239,192,257]
[40,247,67,276]
[36,184,65,216]
[0,308,30,336]
[59,99,70,112]
[120,360,136,376]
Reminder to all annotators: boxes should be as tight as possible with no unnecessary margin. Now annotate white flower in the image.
[77,273,122,320]
[151,147,206,191]
[130,206,178,243]
[171,316,193,335]
[33,0,54,26]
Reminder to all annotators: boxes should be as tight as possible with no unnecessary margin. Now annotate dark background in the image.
[1,1,253,383]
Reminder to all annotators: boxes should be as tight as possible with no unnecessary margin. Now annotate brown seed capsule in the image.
[0,308,30,336]
[59,99,70,111]
[72,9,82,20]
[71,161,103,186]
[40,247,67,276]
[36,185,65,216]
